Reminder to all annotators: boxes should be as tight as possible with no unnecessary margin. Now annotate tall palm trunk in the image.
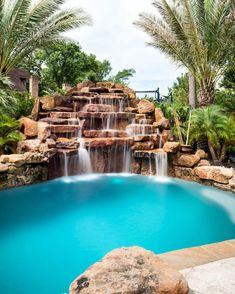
[219,143,228,163]
[188,71,196,108]
[199,77,215,106]
[208,140,218,162]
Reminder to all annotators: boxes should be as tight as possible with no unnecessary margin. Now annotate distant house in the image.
[8,68,39,98]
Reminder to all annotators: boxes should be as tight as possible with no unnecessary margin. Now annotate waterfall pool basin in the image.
[1,174,235,294]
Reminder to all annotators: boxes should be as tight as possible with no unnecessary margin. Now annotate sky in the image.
[65,0,185,95]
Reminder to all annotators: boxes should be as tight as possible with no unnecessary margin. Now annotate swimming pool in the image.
[1,174,235,294]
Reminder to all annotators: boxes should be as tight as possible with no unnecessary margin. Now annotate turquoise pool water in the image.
[1,174,235,294]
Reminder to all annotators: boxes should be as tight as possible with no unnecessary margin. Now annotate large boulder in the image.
[82,104,113,112]
[163,142,180,153]
[194,166,233,184]
[137,99,155,114]
[175,154,200,167]
[76,80,95,91]
[20,117,38,138]
[195,149,208,159]
[69,247,189,294]
[153,118,170,131]
[155,108,164,123]
[41,94,63,111]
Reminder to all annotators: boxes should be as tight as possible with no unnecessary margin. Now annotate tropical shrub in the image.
[190,106,235,162]
[0,114,24,155]
[10,92,35,120]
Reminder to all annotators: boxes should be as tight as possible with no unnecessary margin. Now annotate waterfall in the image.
[63,151,69,177]
[77,139,93,174]
[155,152,168,177]
[122,143,131,173]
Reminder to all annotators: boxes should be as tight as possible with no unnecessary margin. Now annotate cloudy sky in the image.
[65,0,185,95]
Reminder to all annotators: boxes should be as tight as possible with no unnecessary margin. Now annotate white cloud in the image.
[64,0,185,95]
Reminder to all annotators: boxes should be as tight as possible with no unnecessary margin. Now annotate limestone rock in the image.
[125,107,137,113]
[31,97,40,121]
[69,247,189,294]
[41,94,63,111]
[115,83,136,99]
[155,108,164,123]
[153,118,170,130]
[20,117,38,138]
[37,122,51,141]
[137,99,155,114]
[196,149,208,159]
[194,166,233,184]
[96,82,115,89]
[175,154,200,167]
[163,142,180,153]
[76,80,95,91]
[131,141,155,150]
[161,129,169,144]
[229,177,235,189]
[175,167,196,181]
[56,138,79,149]
[197,159,211,167]
[83,104,113,112]
[17,139,42,153]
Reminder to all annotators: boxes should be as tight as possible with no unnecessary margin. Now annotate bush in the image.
[0,114,24,154]
[215,89,235,111]
[10,91,35,119]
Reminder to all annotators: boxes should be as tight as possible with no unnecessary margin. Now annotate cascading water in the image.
[122,142,131,173]
[77,139,93,174]
[63,151,69,177]
[155,152,168,177]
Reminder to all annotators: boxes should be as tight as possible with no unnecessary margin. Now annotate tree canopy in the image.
[135,0,235,106]
[21,41,136,95]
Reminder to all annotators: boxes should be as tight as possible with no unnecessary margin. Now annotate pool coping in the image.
[159,239,235,270]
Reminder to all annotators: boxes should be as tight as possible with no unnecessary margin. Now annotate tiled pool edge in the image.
[159,239,235,270]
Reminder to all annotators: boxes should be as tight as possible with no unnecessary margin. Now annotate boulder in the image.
[17,139,42,153]
[229,177,235,189]
[89,86,109,93]
[76,80,95,91]
[153,118,170,130]
[197,159,211,167]
[37,122,51,141]
[31,97,40,121]
[56,138,79,149]
[175,154,200,167]
[155,108,164,123]
[174,167,196,181]
[115,83,136,99]
[82,104,113,112]
[41,94,63,111]
[161,129,169,144]
[194,166,233,184]
[20,117,38,138]
[137,99,155,114]
[131,141,155,150]
[163,142,180,153]
[96,82,115,89]
[125,107,138,113]
[195,149,208,159]
[69,247,189,294]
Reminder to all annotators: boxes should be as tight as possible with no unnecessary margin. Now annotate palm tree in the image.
[190,105,235,162]
[0,0,91,75]
[135,0,235,106]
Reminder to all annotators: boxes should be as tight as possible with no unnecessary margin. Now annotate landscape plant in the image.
[190,105,235,162]
[0,114,24,155]
[135,0,235,106]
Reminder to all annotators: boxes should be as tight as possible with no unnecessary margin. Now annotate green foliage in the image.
[215,89,235,111]
[0,0,91,74]
[169,73,189,105]
[135,0,235,105]
[11,91,35,119]
[110,69,136,85]
[21,41,136,95]
[0,114,24,154]
[190,105,235,160]
[220,65,235,90]
[0,74,17,117]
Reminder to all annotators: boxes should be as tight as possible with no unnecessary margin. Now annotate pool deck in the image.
[160,240,235,294]
[159,239,235,270]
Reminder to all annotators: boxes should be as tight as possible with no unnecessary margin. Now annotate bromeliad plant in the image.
[190,105,235,162]
[0,114,24,155]
[135,0,235,106]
